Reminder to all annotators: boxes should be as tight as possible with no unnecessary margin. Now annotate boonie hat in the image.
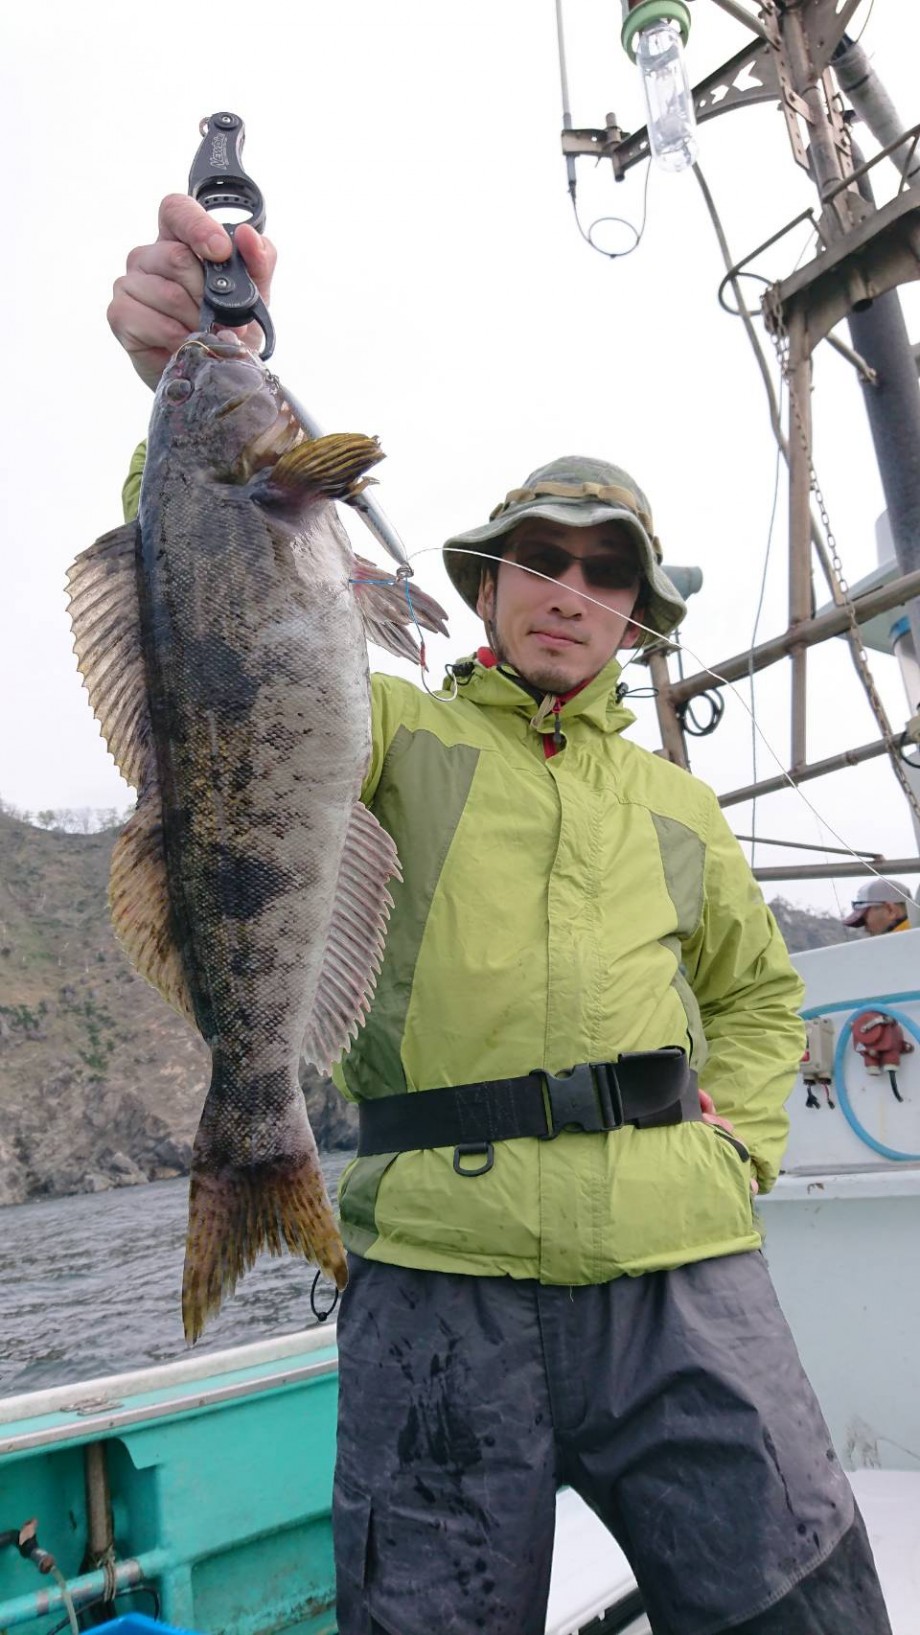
[441,456,687,638]
[844,877,918,927]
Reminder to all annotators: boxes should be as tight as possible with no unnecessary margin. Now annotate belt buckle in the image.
[537,1062,624,1139]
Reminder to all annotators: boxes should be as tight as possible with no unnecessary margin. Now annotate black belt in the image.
[357,1048,698,1174]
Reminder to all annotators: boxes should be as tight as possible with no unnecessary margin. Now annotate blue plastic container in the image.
[89,1617,199,1635]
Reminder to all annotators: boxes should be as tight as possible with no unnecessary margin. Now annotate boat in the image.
[1,935,918,1635]
[3,4,920,1632]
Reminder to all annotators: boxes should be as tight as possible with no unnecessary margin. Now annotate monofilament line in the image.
[420,544,902,887]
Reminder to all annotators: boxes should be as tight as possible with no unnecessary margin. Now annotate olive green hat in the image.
[442,456,686,637]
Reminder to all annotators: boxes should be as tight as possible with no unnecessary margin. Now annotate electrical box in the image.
[802,1016,835,1083]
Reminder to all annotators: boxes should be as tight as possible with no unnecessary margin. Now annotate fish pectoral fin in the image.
[109,787,197,1028]
[303,800,402,1073]
[65,523,152,790]
[255,433,385,507]
[182,1085,347,1342]
[351,555,450,665]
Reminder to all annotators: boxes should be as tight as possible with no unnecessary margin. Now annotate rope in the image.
[49,1567,80,1635]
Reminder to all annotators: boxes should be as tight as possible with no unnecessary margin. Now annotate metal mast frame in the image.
[561,0,920,884]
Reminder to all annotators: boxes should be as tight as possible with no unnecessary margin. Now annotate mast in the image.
[559,0,920,883]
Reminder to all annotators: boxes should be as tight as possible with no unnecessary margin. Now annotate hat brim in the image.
[843,908,868,927]
[442,499,686,638]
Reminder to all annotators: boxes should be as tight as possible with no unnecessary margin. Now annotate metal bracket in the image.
[765,189,920,363]
[560,39,781,181]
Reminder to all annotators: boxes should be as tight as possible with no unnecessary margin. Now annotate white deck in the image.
[546,1475,920,1635]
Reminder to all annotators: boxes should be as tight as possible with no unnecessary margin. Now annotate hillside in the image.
[0,809,355,1206]
[0,809,855,1207]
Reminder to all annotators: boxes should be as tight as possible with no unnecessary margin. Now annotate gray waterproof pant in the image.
[333,1251,891,1635]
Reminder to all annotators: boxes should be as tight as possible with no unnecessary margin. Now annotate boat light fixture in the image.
[621,0,698,174]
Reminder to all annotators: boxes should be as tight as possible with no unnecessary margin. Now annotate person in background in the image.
[844,877,920,936]
[106,197,893,1635]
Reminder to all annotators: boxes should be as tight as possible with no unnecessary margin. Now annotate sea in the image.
[0,1153,353,1396]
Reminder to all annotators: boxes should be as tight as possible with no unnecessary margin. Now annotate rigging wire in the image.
[555,0,653,261]
[748,424,785,870]
[690,162,913,907]
[414,542,912,892]
[852,0,876,46]
[571,159,653,263]
[746,228,815,872]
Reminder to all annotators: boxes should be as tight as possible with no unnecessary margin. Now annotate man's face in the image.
[476,519,644,693]
[862,901,904,935]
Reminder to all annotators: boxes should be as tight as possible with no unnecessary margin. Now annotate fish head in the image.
[151,332,304,482]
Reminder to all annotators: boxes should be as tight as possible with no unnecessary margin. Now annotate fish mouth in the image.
[172,333,309,481]
[238,395,306,479]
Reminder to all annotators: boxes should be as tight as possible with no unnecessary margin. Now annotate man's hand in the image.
[108,194,277,391]
[699,1089,759,1195]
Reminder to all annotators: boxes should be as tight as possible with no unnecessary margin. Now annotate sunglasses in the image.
[504,541,641,593]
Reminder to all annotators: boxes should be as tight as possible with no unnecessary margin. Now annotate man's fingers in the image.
[115,265,203,331]
[699,1089,736,1135]
[234,222,277,304]
[157,192,231,261]
[107,291,198,360]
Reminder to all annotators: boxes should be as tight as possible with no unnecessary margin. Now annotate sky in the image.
[3,0,920,918]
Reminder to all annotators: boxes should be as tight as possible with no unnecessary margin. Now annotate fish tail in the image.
[181,1099,348,1343]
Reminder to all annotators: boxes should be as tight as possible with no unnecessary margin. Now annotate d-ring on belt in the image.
[357,1048,699,1177]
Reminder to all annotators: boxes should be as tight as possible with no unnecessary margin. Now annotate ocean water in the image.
[0,1154,353,1395]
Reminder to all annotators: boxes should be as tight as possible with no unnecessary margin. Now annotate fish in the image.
[66,333,448,1340]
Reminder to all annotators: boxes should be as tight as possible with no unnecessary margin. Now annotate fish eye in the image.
[165,378,194,403]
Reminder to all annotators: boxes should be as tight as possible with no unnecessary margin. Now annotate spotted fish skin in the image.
[66,334,443,1340]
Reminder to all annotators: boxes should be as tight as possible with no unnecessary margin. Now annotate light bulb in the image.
[635,18,698,173]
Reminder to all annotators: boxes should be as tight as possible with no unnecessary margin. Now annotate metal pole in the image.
[646,646,689,768]
[780,3,844,200]
[719,734,893,809]
[669,564,920,705]
[891,620,920,850]
[753,856,920,883]
[841,143,920,669]
[787,310,812,773]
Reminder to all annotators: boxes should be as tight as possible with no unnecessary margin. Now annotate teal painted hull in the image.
[0,1329,341,1635]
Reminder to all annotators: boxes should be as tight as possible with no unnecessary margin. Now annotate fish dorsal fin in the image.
[350,555,450,665]
[109,787,197,1028]
[65,523,152,790]
[303,800,402,1073]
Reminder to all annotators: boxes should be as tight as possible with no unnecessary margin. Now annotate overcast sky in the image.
[3,0,919,917]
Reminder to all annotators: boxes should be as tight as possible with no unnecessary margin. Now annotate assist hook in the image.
[189,111,276,360]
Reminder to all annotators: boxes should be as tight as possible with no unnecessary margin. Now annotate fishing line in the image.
[413,543,907,888]
[348,571,458,701]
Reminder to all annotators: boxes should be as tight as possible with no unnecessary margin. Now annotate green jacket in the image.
[334,657,805,1282]
[124,447,804,1284]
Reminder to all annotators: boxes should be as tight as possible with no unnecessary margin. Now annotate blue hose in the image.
[830,1005,920,1162]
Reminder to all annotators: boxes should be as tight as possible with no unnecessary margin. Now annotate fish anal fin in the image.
[258,433,384,507]
[303,802,401,1072]
[351,555,450,665]
[66,523,152,790]
[109,790,196,1027]
[182,1139,348,1342]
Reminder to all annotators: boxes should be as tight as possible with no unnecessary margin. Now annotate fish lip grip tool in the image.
[189,111,276,360]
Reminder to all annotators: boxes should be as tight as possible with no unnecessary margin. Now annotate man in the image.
[844,877,919,936]
[109,197,891,1635]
